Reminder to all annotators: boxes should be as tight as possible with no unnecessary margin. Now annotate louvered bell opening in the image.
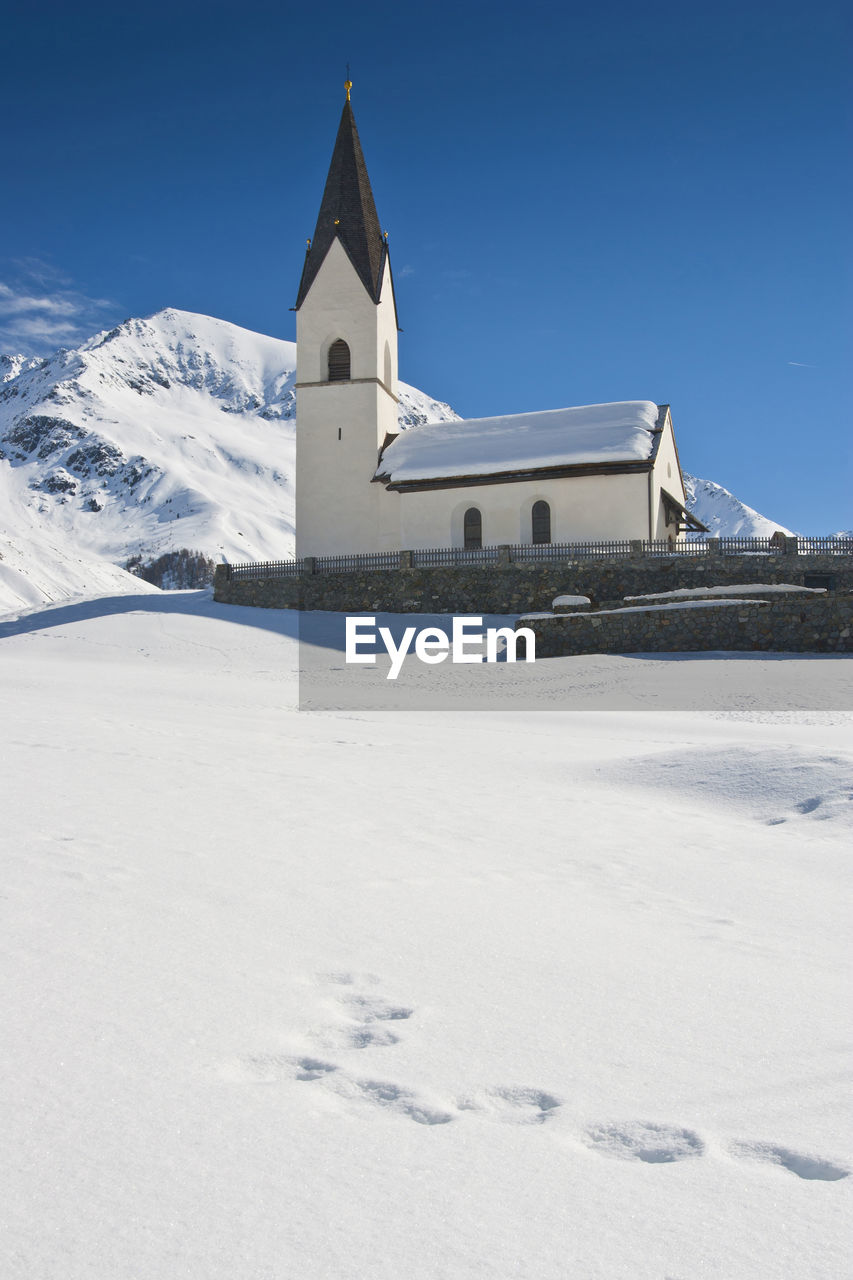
[464,507,482,550]
[328,339,351,382]
[532,500,551,544]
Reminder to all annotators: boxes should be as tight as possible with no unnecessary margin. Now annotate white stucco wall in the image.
[396,471,651,550]
[296,241,397,395]
[649,409,688,540]
[295,243,399,556]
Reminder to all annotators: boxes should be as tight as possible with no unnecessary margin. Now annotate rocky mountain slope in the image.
[682,474,791,538]
[0,309,455,612]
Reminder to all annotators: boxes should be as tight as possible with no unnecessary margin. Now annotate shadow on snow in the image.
[2,590,849,665]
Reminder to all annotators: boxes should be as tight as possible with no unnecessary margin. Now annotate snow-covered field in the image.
[1,590,851,1279]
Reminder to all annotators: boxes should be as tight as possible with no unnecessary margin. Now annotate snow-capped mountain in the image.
[0,309,456,612]
[0,459,162,613]
[0,307,799,614]
[682,474,792,539]
[1,354,43,383]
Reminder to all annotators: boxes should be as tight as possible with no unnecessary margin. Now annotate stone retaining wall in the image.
[213,553,853,615]
[520,596,853,657]
[214,572,302,610]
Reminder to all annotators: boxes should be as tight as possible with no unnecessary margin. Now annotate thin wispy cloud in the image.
[10,257,72,288]
[0,285,82,318]
[6,315,83,342]
[787,360,817,368]
[0,261,117,355]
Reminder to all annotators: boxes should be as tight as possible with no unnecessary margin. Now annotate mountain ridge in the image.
[682,474,792,539]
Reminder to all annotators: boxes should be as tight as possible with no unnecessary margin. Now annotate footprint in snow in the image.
[292,1062,454,1126]
[291,1057,339,1082]
[318,990,414,1052]
[293,975,416,1052]
[457,1086,562,1124]
[729,1140,850,1181]
[340,994,413,1024]
[226,1054,338,1084]
[766,788,853,826]
[344,1078,454,1126]
[583,1121,705,1164]
[340,1023,402,1049]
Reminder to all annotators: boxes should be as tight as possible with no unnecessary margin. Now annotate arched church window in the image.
[532,500,551,544]
[464,507,482,550]
[328,339,350,382]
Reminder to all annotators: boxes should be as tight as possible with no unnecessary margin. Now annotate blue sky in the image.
[1,0,849,531]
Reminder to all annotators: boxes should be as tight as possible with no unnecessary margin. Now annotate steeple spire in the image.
[295,91,387,309]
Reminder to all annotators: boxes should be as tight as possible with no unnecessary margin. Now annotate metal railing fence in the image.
[220,535,852,581]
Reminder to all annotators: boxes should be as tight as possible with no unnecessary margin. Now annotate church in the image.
[294,86,703,559]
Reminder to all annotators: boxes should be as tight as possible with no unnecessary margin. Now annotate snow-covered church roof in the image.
[376,400,665,488]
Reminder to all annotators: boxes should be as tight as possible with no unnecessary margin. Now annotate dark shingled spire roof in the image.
[295,100,388,309]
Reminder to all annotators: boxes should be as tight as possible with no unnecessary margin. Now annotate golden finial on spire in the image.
[345,64,352,102]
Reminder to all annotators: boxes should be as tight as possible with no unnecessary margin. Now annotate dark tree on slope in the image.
[125,548,216,589]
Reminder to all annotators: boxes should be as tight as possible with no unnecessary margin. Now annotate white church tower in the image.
[294,83,400,557]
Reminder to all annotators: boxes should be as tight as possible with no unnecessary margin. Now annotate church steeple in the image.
[294,84,400,558]
[295,92,388,309]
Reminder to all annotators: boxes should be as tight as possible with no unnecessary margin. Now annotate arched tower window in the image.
[532,500,551,544]
[464,507,482,550]
[327,339,350,382]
